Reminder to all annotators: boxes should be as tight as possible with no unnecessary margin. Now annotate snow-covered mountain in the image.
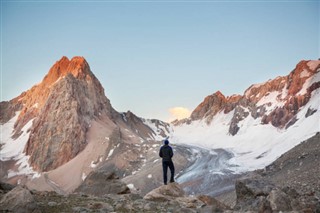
[0,56,171,192]
[171,60,320,174]
[0,57,319,198]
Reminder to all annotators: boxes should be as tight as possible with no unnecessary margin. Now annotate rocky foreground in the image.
[225,132,320,212]
[0,181,229,213]
[1,133,319,213]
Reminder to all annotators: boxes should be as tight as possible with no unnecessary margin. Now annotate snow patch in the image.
[121,113,127,122]
[107,148,115,158]
[127,183,135,189]
[256,91,285,112]
[300,69,310,78]
[307,60,320,70]
[90,161,97,168]
[0,112,39,178]
[143,119,171,141]
[297,71,320,96]
[82,172,87,181]
[280,84,288,99]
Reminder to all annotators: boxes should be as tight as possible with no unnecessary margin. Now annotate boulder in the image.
[0,186,38,213]
[144,182,185,201]
[143,183,231,211]
[235,178,274,202]
[267,188,291,211]
[75,170,130,196]
[197,195,230,211]
[234,177,307,212]
[234,178,279,211]
[0,181,15,192]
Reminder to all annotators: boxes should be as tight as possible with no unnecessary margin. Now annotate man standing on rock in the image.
[159,139,175,185]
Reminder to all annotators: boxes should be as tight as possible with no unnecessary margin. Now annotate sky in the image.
[1,0,319,122]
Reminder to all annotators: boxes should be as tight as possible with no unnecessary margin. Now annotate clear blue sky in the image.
[1,0,319,121]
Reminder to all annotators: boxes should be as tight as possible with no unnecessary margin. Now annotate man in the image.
[159,139,175,185]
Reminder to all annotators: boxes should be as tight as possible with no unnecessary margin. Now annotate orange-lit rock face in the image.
[287,60,317,96]
[10,57,92,134]
[191,91,227,121]
[43,56,92,86]
[1,56,116,172]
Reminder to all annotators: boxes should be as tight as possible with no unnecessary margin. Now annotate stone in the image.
[0,186,38,213]
[75,170,130,196]
[48,201,58,206]
[197,195,230,211]
[235,178,274,202]
[267,189,292,211]
[0,181,15,192]
[178,196,205,208]
[143,182,185,201]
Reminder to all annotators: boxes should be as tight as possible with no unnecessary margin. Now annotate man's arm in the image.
[159,147,163,158]
[169,147,173,158]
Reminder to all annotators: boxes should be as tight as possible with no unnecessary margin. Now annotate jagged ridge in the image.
[185,60,320,135]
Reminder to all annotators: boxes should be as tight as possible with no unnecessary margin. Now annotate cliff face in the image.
[184,60,320,135]
[1,56,117,172]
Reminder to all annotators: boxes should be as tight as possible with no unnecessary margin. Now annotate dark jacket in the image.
[159,145,173,162]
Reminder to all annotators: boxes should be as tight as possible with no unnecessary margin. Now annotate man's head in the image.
[164,140,169,145]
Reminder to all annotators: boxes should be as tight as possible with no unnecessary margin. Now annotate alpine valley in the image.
[0,56,319,212]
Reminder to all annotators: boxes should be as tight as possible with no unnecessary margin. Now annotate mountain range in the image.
[172,59,320,172]
[0,56,319,201]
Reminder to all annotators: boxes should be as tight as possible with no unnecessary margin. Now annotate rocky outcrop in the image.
[0,185,38,213]
[191,91,227,123]
[233,177,320,212]
[260,133,320,196]
[121,111,170,140]
[144,182,230,211]
[144,182,185,201]
[25,72,104,171]
[75,170,130,196]
[178,60,320,135]
[0,183,229,213]
[0,96,24,125]
[234,178,290,212]
[0,56,119,172]
[232,133,320,212]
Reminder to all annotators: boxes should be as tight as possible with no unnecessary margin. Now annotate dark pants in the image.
[162,160,175,184]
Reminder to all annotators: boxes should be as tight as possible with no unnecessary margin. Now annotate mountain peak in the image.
[59,55,69,62]
[69,56,88,69]
[43,56,91,86]
[213,90,225,99]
